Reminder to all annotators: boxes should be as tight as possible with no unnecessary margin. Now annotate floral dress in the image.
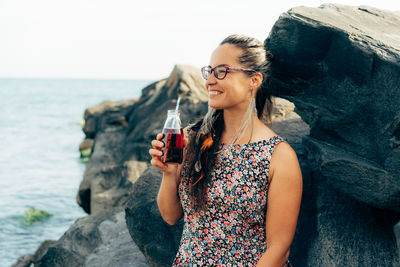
[173,132,294,267]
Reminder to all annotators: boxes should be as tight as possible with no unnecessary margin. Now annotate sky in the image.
[0,0,399,80]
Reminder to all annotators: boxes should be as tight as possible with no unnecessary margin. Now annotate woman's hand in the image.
[153,130,189,225]
[149,132,188,176]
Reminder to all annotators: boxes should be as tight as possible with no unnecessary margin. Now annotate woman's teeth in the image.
[209,91,222,95]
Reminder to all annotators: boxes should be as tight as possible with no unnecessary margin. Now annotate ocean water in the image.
[0,78,153,266]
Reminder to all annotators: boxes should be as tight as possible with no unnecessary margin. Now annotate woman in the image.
[149,34,302,266]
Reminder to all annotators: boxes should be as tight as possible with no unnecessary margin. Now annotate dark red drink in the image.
[161,128,184,164]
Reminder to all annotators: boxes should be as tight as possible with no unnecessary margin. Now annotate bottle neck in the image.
[168,110,180,117]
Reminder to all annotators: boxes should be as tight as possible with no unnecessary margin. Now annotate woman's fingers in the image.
[151,139,164,149]
[149,148,162,157]
[156,133,164,141]
[149,147,167,171]
[149,133,171,172]
[150,158,167,171]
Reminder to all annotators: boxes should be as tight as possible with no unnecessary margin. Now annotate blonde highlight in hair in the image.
[229,97,256,145]
[197,107,217,141]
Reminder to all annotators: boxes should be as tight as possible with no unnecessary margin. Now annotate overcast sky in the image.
[0,0,399,80]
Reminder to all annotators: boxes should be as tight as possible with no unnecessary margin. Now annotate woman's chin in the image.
[208,101,224,110]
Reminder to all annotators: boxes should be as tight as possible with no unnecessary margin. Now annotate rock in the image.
[77,128,127,213]
[83,99,137,139]
[84,210,149,267]
[300,166,400,267]
[12,240,56,267]
[79,138,94,152]
[77,98,140,213]
[89,160,148,214]
[77,123,147,213]
[15,209,149,267]
[395,221,400,258]
[78,157,148,214]
[12,255,33,267]
[270,97,310,153]
[304,137,398,209]
[265,3,400,265]
[265,4,400,211]
[124,166,184,267]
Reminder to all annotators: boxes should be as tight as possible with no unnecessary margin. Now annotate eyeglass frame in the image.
[201,64,256,80]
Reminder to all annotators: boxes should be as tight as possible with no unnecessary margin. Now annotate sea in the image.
[0,78,154,266]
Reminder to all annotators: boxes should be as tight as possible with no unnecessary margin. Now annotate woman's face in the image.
[205,44,252,111]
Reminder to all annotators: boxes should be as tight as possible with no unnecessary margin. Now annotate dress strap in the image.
[269,135,286,150]
[266,135,286,186]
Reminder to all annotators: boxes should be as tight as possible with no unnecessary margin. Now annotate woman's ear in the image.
[251,72,263,91]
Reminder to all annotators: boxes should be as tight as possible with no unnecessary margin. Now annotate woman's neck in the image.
[222,107,258,144]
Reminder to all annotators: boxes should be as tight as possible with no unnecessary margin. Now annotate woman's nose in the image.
[205,72,217,88]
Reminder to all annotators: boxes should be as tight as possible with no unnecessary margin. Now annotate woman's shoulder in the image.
[268,137,300,180]
[252,123,284,146]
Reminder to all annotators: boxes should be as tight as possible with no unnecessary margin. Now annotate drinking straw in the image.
[175,97,181,111]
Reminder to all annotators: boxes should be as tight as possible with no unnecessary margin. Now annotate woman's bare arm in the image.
[256,142,303,267]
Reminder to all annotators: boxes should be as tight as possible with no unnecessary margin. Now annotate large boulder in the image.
[124,167,184,267]
[13,208,148,267]
[265,3,400,212]
[395,221,400,257]
[265,3,400,265]
[82,99,136,139]
[77,99,145,214]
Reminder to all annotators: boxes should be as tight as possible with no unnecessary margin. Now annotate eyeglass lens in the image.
[202,67,210,80]
[202,66,228,80]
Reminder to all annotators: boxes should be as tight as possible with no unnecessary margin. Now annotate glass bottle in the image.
[161,110,183,164]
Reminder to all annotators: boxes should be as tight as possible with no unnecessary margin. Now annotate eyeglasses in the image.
[201,65,255,80]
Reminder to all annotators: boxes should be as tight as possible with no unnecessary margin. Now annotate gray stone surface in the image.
[77,99,139,214]
[395,221,400,259]
[265,4,400,266]
[125,166,184,267]
[304,167,399,267]
[266,4,400,211]
[14,209,149,267]
[84,211,149,267]
[12,240,57,267]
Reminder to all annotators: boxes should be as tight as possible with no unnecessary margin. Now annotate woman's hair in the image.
[187,34,274,211]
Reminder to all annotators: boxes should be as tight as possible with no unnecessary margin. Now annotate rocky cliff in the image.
[14,4,400,267]
[265,4,400,266]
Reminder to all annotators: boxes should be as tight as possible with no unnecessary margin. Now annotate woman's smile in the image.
[208,89,223,96]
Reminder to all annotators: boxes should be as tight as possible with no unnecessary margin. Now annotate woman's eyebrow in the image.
[210,64,229,68]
